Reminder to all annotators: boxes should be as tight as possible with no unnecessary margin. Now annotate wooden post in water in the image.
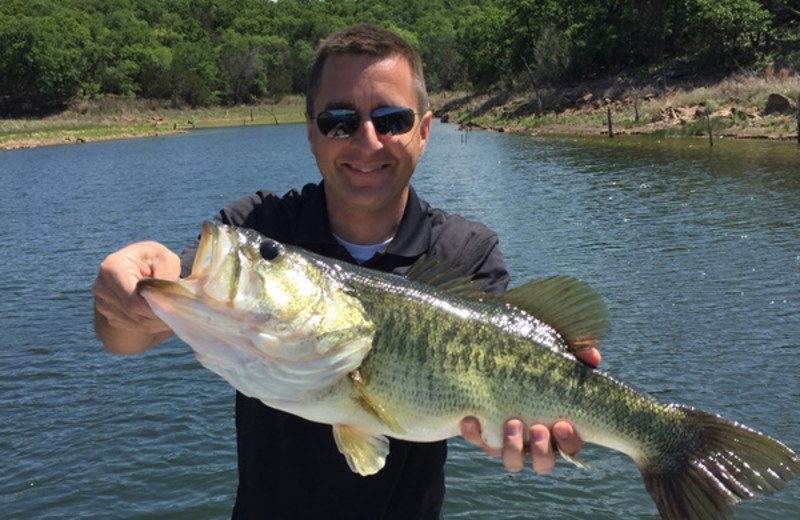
[607,107,613,138]
[796,96,799,144]
[706,108,713,147]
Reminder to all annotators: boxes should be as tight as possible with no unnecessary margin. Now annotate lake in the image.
[1,122,798,519]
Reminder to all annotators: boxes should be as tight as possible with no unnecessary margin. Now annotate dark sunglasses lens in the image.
[317,110,360,139]
[372,107,416,136]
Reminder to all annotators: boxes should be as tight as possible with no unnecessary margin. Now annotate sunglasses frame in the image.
[312,106,423,139]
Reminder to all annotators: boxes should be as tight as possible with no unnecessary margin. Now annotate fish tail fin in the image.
[638,405,799,520]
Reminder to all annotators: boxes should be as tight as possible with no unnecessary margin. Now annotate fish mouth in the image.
[188,220,220,280]
[136,221,225,298]
[137,220,223,299]
[140,220,248,309]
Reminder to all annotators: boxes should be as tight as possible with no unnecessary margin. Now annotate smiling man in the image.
[93,24,597,519]
[307,51,429,245]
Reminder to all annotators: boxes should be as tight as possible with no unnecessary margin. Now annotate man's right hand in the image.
[93,241,181,354]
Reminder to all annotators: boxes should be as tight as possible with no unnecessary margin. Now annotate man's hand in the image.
[459,347,600,473]
[93,241,181,354]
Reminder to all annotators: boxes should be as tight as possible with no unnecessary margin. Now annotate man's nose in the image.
[349,118,384,150]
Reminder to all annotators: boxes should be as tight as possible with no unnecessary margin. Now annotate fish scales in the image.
[349,270,667,454]
[137,221,799,520]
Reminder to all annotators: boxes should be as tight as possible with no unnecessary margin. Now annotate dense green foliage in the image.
[0,0,797,114]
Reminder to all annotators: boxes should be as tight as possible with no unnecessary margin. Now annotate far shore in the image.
[2,74,799,151]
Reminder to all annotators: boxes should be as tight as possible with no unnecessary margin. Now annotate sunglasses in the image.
[313,107,421,139]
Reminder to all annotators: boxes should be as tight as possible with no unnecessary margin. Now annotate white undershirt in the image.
[333,234,393,264]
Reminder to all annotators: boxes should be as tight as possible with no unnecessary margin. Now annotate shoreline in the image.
[0,95,308,152]
[2,77,799,151]
[0,129,187,151]
[433,89,800,143]
[2,114,797,152]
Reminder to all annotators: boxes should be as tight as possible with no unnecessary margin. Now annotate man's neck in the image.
[328,206,403,245]
[326,192,408,245]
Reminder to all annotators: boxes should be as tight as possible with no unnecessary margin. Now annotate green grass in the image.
[0,95,308,148]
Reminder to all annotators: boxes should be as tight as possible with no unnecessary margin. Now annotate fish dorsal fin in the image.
[500,276,610,353]
[404,258,488,300]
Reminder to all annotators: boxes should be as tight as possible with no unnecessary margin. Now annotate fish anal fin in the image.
[500,276,610,354]
[332,424,390,476]
[349,370,406,435]
[558,446,592,469]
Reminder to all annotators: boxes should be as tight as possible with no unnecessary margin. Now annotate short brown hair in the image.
[305,24,428,115]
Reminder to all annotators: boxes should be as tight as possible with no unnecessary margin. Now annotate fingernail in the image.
[556,427,572,440]
[505,422,521,437]
[532,428,547,443]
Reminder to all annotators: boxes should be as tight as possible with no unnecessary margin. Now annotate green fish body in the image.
[138,222,799,520]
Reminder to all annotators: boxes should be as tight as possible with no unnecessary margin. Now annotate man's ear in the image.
[418,110,432,154]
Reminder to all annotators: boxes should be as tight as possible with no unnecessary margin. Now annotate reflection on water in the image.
[1,123,798,519]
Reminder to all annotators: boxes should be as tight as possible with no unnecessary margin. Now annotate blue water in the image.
[1,123,798,519]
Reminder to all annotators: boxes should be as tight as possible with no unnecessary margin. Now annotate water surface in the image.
[1,123,798,518]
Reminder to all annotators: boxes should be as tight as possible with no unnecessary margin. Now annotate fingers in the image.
[93,241,180,332]
[460,418,533,472]
[528,424,555,474]
[501,419,526,472]
[459,417,500,457]
[462,417,585,475]
[551,421,583,457]
[576,347,601,367]
[529,421,584,474]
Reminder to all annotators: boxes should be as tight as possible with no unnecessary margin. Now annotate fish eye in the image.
[259,240,281,261]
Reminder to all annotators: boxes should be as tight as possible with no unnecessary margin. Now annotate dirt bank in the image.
[431,72,800,141]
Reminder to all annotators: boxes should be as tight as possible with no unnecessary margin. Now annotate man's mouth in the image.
[346,164,386,173]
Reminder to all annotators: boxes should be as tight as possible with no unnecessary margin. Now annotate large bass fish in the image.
[138,221,798,520]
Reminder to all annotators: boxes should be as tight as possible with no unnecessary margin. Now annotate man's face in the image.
[306,53,432,219]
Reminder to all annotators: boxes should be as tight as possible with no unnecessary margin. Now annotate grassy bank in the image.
[2,72,799,151]
[0,95,308,151]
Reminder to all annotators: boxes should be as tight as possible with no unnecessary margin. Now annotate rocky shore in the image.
[431,73,800,141]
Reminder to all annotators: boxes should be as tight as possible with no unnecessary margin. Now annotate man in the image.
[94,24,599,519]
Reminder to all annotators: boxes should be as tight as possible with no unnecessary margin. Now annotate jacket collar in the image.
[291,182,430,260]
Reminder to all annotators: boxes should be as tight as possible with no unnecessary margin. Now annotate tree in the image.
[169,37,220,106]
[457,6,511,88]
[219,30,268,103]
[691,0,772,65]
[0,9,91,113]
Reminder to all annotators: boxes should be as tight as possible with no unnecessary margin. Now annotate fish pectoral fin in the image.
[332,424,390,476]
[349,369,406,435]
[558,446,592,470]
[500,276,610,355]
